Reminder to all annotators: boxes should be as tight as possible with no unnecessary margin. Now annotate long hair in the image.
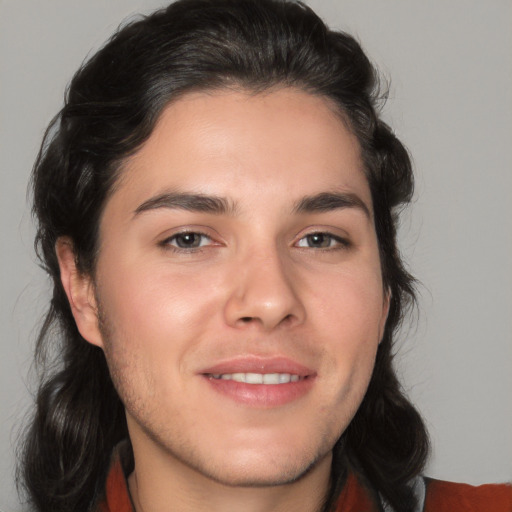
[20,1,429,510]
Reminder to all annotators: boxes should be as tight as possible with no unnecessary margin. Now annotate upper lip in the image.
[200,356,316,377]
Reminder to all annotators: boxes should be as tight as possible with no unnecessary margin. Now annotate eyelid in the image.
[295,232,350,249]
[158,226,221,252]
[293,226,352,248]
[169,232,211,247]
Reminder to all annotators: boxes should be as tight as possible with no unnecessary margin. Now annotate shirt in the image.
[97,450,512,512]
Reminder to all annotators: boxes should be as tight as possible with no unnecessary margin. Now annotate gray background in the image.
[1,0,511,509]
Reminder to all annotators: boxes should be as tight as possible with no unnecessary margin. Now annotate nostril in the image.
[240,317,253,323]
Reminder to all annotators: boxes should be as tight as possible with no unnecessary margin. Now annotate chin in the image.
[179,439,334,489]
[195,455,324,488]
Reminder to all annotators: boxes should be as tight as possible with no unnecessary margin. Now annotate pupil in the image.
[308,234,327,247]
[177,233,199,248]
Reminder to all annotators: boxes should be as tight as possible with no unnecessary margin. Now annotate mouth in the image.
[200,357,315,407]
[207,372,304,384]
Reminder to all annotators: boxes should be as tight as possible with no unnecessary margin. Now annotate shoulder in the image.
[336,472,512,512]
[424,477,512,512]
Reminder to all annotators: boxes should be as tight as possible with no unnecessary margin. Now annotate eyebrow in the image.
[134,192,237,217]
[293,192,371,218]
[133,190,371,219]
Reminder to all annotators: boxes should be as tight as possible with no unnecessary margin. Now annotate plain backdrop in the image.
[1,0,511,510]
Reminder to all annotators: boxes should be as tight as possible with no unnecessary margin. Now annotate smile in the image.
[209,373,302,384]
[200,356,316,406]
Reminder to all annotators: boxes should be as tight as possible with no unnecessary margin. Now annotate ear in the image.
[378,288,391,344]
[56,237,104,349]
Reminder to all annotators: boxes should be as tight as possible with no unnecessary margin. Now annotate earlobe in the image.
[55,237,104,349]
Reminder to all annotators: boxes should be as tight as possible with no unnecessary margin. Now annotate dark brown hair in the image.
[21,1,429,510]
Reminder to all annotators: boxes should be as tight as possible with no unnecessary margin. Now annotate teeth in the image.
[210,373,301,384]
[245,373,263,384]
[264,373,280,384]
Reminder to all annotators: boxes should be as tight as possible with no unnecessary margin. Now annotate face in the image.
[66,88,388,488]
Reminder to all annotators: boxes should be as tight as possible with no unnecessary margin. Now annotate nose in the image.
[223,247,306,331]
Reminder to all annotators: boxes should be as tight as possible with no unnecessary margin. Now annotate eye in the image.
[163,232,213,249]
[296,232,348,249]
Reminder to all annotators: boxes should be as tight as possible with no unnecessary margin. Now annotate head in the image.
[23,1,428,511]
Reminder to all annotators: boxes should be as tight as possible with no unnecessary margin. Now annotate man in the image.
[19,1,511,511]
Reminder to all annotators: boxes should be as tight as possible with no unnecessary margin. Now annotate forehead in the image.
[107,87,371,220]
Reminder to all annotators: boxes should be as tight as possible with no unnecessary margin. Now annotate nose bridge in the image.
[224,242,305,330]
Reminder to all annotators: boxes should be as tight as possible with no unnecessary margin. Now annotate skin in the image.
[58,88,389,512]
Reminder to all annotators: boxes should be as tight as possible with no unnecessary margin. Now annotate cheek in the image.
[95,264,217,411]
[96,259,225,357]
[309,266,384,394]
[312,265,385,341]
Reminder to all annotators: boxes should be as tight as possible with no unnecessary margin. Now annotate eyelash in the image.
[160,230,350,253]
[160,231,214,252]
[295,232,350,250]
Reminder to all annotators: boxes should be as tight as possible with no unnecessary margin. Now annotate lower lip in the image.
[203,375,315,407]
